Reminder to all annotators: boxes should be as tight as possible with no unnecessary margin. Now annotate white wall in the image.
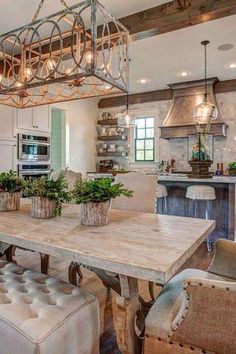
[54,98,99,176]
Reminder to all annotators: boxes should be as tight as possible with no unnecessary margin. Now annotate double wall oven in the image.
[17,133,51,179]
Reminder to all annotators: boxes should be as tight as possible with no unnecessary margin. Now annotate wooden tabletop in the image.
[0,200,215,284]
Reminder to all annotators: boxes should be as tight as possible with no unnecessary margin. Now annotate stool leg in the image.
[164,197,168,214]
[206,200,212,252]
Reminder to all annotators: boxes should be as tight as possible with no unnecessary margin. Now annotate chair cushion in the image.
[0,260,99,354]
[145,268,233,340]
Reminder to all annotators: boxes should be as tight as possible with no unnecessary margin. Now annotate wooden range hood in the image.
[160,77,228,139]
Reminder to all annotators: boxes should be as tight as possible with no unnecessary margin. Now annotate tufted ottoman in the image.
[0,260,99,354]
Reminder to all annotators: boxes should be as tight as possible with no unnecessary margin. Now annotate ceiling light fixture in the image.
[226,62,236,69]
[177,71,191,78]
[0,0,129,109]
[117,93,135,127]
[193,40,218,132]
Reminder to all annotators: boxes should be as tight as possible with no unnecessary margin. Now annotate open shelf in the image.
[97,151,128,157]
[97,135,127,141]
[97,119,118,126]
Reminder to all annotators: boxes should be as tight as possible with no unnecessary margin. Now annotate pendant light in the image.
[193,40,218,130]
[117,93,136,127]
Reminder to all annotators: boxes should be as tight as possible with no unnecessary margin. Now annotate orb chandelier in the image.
[0,0,129,109]
[193,40,218,132]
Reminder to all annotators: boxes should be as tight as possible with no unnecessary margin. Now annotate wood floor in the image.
[12,241,213,354]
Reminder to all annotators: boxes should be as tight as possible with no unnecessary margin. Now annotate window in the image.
[135,117,155,161]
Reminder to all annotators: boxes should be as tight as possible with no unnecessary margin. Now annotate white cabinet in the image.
[17,107,33,131]
[17,106,50,133]
[0,106,16,140]
[0,140,17,172]
[33,106,50,132]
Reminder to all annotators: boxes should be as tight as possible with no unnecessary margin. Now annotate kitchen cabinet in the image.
[17,106,50,133]
[33,106,50,132]
[0,106,16,140]
[0,140,17,172]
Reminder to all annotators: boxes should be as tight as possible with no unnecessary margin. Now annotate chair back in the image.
[111,172,156,213]
[51,169,82,191]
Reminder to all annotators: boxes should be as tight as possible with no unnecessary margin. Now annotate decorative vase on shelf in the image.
[81,201,110,226]
[0,192,20,212]
[31,197,57,219]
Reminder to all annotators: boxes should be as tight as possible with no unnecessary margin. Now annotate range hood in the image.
[160,78,228,139]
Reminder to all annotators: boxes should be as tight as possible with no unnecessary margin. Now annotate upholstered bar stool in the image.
[156,184,168,214]
[186,185,216,251]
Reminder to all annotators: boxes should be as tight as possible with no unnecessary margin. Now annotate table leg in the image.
[112,275,142,354]
[40,253,50,274]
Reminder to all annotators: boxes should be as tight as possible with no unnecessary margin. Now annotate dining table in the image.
[0,199,215,354]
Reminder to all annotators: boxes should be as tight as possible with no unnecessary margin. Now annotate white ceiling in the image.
[129,14,236,92]
[0,0,165,33]
[1,1,236,93]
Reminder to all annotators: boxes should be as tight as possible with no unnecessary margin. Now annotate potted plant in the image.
[24,172,71,219]
[0,170,24,212]
[73,178,133,226]
[228,162,236,176]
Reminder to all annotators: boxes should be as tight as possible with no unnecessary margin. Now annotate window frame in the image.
[135,116,155,162]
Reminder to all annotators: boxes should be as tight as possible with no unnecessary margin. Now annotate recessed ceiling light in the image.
[177,71,191,77]
[137,78,150,84]
[226,62,236,69]
[218,44,234,51]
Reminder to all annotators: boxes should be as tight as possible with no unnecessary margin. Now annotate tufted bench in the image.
[0,260,100,354]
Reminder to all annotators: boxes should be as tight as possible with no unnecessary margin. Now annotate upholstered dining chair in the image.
[111,172,156,213]
[144,239,236,354]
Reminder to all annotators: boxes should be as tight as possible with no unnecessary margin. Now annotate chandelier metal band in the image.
[0,0,129,108]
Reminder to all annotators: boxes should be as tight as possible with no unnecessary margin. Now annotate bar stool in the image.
[156,184,168,214]
[186,185,216,251]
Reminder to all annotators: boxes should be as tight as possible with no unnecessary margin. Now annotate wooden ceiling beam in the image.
[121,0,236,41]
[98,79,236,108]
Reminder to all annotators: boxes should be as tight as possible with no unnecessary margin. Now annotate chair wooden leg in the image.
[5,246,16,263]
[68,262,83,286]
[40,253,50,274]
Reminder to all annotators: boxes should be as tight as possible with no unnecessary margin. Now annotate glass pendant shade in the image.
[117,111,135,128]
[193,100,218,125]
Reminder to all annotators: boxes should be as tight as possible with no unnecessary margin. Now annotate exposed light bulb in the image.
[85,51,93,65]
[24,67,32,79]
[65,67,73,75]
[47,59,56,71]
[15,81,23,88]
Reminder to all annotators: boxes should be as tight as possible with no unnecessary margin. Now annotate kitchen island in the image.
[158,175,236,241]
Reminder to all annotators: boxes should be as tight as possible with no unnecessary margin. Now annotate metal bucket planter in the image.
[81,201,110,226]
[31,197,57,219]
[0,192,20,212]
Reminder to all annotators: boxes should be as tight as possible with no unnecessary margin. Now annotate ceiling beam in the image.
[121,0,236,41]
[97,79,236,108]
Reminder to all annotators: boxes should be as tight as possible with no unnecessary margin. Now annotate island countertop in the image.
[158,175,236,184]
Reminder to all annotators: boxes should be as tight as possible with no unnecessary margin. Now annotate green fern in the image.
[73,178,133,204]
[0,170,24,193]
[24,172,71,217]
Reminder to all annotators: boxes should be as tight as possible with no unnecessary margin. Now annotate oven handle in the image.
[19,170,51,175]
[19,140,50,146]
